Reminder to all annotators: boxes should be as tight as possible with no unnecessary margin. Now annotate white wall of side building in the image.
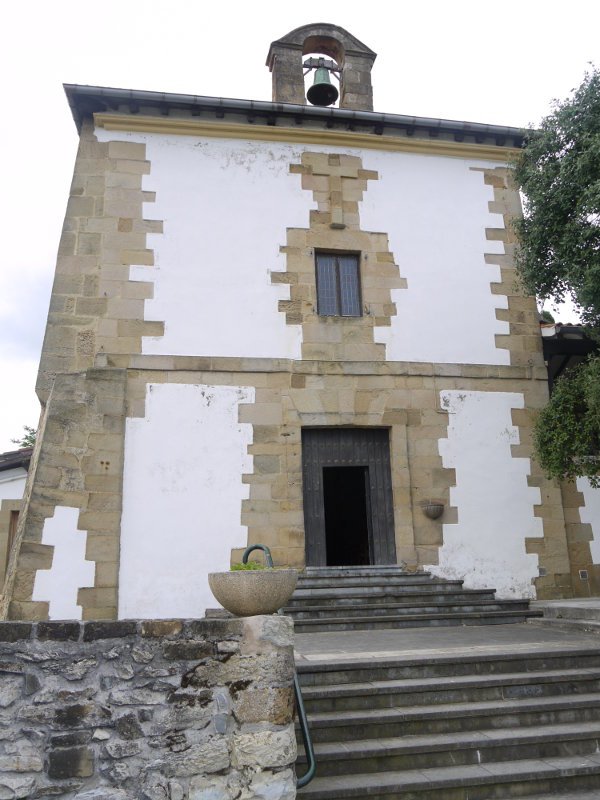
[0,467,28,591]
[118,383,254,619]
[0,468,27,502]
[430,391,543,598]
[96,128,509,366]
[577,478,600,565]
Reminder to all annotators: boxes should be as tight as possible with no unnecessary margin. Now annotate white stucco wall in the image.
[429,391,543,597]
[0,468,27,502]
[96,128,509,365]
[360,152,510,365]
[96,129,308,361]
[118,383,254,619]
[577,478,600,564]
[31,506,95,619]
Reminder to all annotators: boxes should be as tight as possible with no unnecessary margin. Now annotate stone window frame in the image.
[315,249,362,318]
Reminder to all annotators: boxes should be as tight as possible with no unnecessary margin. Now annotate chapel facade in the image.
[3,23,600,621]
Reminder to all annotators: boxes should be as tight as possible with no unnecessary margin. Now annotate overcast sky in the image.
[1,0,598,452]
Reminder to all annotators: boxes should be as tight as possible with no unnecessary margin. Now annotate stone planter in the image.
[208,569,298,616]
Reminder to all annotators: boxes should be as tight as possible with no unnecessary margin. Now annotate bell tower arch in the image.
[266,22,377,110]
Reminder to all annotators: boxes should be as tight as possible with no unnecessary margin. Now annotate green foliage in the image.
[534,355,600,487]
[10,425,37,449]
[230,561,268,571]
[514,67,600,484]
[514,67,600,332]
[540,309,555,323]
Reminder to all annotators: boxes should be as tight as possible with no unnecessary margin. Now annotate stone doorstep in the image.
[291,583,470,597]
[294,578,459,589]
[296,574,440,583]
[302,566,419,575]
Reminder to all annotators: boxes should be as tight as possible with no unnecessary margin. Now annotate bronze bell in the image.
[307,66,339,107]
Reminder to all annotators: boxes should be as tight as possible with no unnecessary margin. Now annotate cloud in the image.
[0,357,41,453]
[0,264,53,361]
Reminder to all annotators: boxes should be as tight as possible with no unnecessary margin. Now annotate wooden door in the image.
[302,428,396,567]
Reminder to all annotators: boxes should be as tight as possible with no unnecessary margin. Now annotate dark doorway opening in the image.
[323,466,372,566]
[302,428,396,567]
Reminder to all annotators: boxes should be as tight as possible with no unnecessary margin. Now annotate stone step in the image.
[297,755,600,799]
[292,609,541,632]
[295,575,463,589]
[527,602,600,636]
[300,668,600,713]
[287,588,498,607]
[529,618,600,634]
[290,585,495,602]
[297,720,600,776]
[534,602,600,622]
[292,571,541,632]
[292,575,600,795]
[302,566,429,578]
[296,648,600,686]
[510,793,600,800]
[299,692,600,741]
[287,600,530,619]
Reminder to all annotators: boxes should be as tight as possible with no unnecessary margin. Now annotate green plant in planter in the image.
[230,561,269,571]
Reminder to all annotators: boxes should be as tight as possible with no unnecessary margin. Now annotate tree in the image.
[11,425,37,449]
[514,67,600,486]
[533,358,600,487]
[514,68,600,328]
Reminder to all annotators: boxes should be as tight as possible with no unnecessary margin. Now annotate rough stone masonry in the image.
[0,615,297,800]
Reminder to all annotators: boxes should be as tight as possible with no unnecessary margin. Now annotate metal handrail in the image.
[242,544,317,788]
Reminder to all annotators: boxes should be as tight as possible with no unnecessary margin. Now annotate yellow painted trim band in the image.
[94,113,518,162]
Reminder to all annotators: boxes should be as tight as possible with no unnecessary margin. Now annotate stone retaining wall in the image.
[0,616,296,800]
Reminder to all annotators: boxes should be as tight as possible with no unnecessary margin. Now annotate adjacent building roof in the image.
[0,448,33,473]
[541,324,599,391]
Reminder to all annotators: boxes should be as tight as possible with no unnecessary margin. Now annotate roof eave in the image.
[63,84,527,148]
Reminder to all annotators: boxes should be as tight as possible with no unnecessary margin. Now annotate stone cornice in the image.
[94,113,519,162]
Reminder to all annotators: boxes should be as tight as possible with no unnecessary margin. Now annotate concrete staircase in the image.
[292,567,600,798]
[285,566,541,632]
[296,644,600,799]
